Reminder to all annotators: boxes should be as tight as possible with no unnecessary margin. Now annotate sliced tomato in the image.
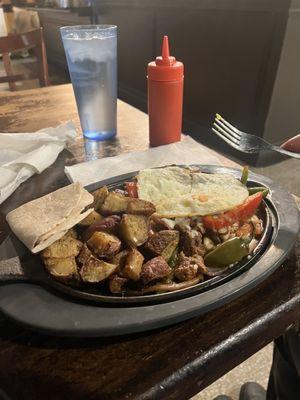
[125,181,138,198]
[202,192,263,230]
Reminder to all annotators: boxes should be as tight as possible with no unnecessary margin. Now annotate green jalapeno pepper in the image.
[241,166,249,185]
[204,237,248,268]
[248,186,269,198]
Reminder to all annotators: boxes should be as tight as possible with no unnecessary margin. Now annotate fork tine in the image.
[212,127,241,151]
[216,114,242,136]
[214,118,241,141]
[213,122,240,145]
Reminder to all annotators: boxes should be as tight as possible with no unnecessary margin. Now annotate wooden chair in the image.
[0,28,50,91]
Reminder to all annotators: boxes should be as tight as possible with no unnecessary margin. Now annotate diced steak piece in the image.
[174,252,205,282]
[145,230,179,261]
[180,230,206,257]
[140,256,171,284]
[149,215,172,232]
[175,252,217,278]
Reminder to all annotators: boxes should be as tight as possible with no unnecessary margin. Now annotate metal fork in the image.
[212,114,300,159]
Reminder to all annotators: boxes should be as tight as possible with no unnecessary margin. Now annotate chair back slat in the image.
[0,28,50,91]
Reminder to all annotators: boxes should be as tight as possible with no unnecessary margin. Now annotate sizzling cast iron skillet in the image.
[0,166,298,337]
[0,165,276,306]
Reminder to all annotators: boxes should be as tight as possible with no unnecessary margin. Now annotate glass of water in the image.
[60,25,117,141]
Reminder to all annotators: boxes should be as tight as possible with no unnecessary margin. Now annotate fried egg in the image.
[137,166,248,218]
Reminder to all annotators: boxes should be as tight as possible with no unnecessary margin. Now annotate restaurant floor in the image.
[0,57,298,400]
[193,344,273,399]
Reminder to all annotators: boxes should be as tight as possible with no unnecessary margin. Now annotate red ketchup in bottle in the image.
[147,35,184,147]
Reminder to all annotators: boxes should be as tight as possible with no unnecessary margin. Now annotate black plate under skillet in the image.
[0,166,298,337]
[0,167,272,306]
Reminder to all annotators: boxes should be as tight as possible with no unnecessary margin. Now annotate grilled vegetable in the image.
[43,257,80,284]
[140,256,171,284]
[122,248,144,281]
[120,214,149,247]
[101,192,130,215]
[145,230,179,261]
[248,186,269,197]
[42,236,82,259]
[128,276,202,295]
[204,237,248,268]
[78,210,103,226]
[203,192,263,230]
[241,166,249,185]
[87,232,121,257]
[80,256,117,283]
[92,186,109,211]
[127,199,156,216]
[168,247,179,268]
[125,181,138,198]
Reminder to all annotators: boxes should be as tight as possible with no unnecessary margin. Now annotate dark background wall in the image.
[36,0,300,163]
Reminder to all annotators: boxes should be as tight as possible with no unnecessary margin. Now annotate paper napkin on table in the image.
[65,136,221,186]
[0,121,77,205]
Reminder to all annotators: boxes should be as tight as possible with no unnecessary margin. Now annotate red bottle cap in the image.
[148,36,184,82]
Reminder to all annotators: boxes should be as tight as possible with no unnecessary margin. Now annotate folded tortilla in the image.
[6,183,94,253]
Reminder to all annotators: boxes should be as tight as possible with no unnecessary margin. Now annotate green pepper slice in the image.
[248,186,269,198]
[241,166,249,185]
[204,237,248,268]
[168,247,179,268]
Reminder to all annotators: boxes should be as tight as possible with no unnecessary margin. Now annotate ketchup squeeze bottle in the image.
[147,36,184,147]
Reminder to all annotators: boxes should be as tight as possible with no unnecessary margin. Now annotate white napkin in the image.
[0,121,77,204]
[65,136,221,186]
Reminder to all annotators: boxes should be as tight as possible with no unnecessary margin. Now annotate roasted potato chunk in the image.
[109,275,128,294]
[77,243,93,265]
[120,214,149,247]
[101,192,130,215]
[145,230,179,261]
[78,210,103,226]
[111,249,129,273]
[80,256,117,283]
[87,231,121,257]
[42,236,82,259]
[64,228,78,239]
[83,215,121,241]
[43,257,80,284]
[126,199,156,216]
[92,186,109,211]
[122,248,144,281]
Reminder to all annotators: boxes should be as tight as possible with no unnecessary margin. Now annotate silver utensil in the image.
[212,114,300,159]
